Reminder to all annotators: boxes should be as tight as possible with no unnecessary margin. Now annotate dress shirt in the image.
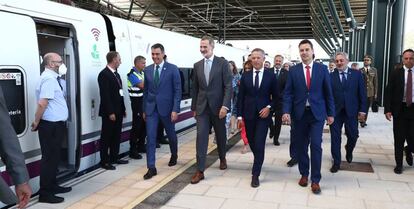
[303,62,313,107]
[36,68,68,121]
[253,67,264,88]
[154,61,165,77]
[338,68,348,82]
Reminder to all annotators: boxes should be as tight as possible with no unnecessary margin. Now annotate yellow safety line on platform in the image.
[123,144,218,209]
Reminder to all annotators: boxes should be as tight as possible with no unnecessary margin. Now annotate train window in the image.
[179,68,193,100]
[0,67,26,135]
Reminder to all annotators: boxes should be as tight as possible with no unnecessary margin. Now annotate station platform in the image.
[23,108,414,209]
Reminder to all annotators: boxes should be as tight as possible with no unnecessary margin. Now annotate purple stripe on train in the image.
[0,111,194,186]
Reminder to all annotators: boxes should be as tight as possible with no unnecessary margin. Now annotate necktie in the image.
[204,59,211,84]
[340,71,347,87]
[56,76,63,90]
[254,70,260,90]
[407,69,412,106]
[276,69,279,79]
[305,65,311,90]
[154,65,160,86]
[114,71,122,88]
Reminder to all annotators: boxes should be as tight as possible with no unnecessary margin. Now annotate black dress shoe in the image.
[159,138,170,144]
[286,158,298,167]
[168,154,177,167]
[273,140,280,146]
[144,168,157,180]
[53,186,72,194]
[346,150,353,163]
[101,163,116,170]
[394,166,403,174]
[39,194,64,203]
[251,175,260,188]
[113,159,129,164]
[269,133,274,139]
[130,153,143,159]
[405,146,413,166]
[330,164,340,173]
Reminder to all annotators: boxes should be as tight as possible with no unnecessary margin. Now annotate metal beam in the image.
[139,1,153,22]
[341,0,357,29]
[327,0,346,39]
[314,0,340,47]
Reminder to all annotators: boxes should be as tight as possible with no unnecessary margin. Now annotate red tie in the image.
[305,65,311,90]
[407,69,412,106]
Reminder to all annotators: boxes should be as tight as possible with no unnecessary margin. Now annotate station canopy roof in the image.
[73,0,367,41]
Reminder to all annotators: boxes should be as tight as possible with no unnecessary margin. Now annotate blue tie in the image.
[254,70,260,90]
[154,65,160,86]
[340,71,347,87]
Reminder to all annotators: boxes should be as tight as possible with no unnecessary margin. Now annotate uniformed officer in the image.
[127,55,146,159]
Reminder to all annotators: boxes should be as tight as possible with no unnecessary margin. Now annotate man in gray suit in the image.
[0,86,32,208]
[190,36,233,184]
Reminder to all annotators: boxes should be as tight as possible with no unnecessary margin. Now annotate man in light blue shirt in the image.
[31,52,71,203]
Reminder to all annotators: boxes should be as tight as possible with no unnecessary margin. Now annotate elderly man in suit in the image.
[282,40,335,194]
[143,43,181,180]
[384,49,414,174]
[0,86,32,208]
[237,48,278,187]
[360,55,378,127]
[98,51,128,171]
[329,52,367,173]
[190,36,232,184]
[269,54,287,146]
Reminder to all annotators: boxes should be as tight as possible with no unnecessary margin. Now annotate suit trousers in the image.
[38,120,65,195]
[294,109,324,183]
[100,114,123,164]
[364,97,374,122]
[393,105,414,167]
[270,110,283,141]
[244,116,270,176]
[146,108,178,169]
[330,109,359,166]
[289,122,296,159]
[129,97,146,153]
[195,107,227,172]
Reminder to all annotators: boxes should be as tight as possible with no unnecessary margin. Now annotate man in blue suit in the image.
[143,43,182,179]
[329,52,367,173]
[237,48,278,187]
[282,40,335,194]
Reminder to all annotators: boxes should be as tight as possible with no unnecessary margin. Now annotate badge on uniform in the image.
[119,89,124,97]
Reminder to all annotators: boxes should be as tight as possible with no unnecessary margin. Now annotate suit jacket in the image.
[283,62,335,121]
[191,56,232,115]
[143,62,181,117]
[360,66,378,97]
[98,67,126,117]
[237,69,278,120]
[270,68,288,112]
[330,68,367,117]
[384,67,414,118]
[0,86,29,204]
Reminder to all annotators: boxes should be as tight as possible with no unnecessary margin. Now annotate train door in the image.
[35,20,79,179]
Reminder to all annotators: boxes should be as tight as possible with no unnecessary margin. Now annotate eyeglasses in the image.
[364,59,371,61]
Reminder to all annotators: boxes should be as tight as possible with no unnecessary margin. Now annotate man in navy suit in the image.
[143,43,182,179]
[282,40,335,194]
[329,52,367,173]
[237,48,278,187]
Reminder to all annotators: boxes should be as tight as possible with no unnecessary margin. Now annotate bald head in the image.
[43,52,62,71]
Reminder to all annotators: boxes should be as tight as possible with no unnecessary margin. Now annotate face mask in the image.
[58,63,67,75]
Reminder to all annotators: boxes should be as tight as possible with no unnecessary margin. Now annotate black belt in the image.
[40,119,66,124]
[305,106,311,110]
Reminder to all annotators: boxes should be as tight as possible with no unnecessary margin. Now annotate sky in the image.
[227,1,413,62]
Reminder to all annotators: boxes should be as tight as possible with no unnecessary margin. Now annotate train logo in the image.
[91,28,101,41]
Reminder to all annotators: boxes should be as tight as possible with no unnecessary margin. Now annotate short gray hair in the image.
[335,52,349,60]
[251,48,265,58]
[201,36,215,48]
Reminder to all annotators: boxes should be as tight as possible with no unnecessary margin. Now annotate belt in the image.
[305,106,311,110]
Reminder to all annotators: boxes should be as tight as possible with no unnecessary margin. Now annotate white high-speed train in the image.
[0,0,248,203]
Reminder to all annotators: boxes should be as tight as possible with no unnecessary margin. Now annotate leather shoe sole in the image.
[39,194,64,204]
[101,163,116,170]
[394,166,403,174]
[287,159,298,167]
[144,168,157,180]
